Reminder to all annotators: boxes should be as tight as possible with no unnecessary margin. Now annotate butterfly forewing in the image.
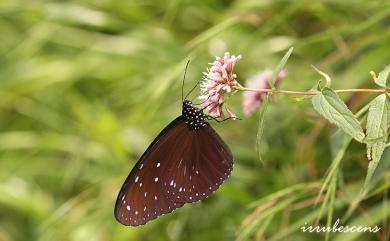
[114,117,187,226]
[164,123,233,203]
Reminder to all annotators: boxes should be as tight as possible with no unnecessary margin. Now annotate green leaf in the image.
[311,87,365,142]
[363,94,389,189]
[268,47,293,88]
[387,95,390,128]
[312,65,332,89]
[374,65,390,87]
[256,95,269,162]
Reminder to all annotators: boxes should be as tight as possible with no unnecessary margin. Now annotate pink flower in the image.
[200,52,241,118]
[243,69,287,116]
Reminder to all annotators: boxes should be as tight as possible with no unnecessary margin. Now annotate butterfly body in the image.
[114,100,233,226]
[182,100,206,130]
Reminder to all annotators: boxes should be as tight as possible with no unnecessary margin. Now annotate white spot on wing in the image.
[157,162,160,167]
[135,176,139,183]
[154,177,159,182]
[126,205,130,211]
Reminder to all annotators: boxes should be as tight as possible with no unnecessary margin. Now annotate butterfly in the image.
[114,64,234,226]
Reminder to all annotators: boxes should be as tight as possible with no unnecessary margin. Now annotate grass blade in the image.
[269,47,293,88]
[256,95,269,162]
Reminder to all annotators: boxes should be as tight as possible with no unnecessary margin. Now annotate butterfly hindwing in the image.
[164,123,233,203]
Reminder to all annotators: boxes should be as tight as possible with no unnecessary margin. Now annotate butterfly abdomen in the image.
[182,100,206,130]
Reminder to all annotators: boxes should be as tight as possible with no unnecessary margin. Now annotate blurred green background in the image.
[1,0,390,241]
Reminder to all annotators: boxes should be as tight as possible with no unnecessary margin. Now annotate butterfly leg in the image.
[206,115,242,122]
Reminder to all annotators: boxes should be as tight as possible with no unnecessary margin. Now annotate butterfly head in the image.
[182,100,206,130]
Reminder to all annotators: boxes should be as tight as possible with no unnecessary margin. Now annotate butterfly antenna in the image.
[182,60,191,102]
[185,77,203,101]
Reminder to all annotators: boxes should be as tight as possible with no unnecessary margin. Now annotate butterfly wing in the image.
[164,123,233,203]
[114,116,188,226]
[115,117,233,226]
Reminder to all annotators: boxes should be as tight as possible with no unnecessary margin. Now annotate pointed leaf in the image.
[269,47,293,88]
[374,65,390,88]
[312,65,331,89]
[363,94,389,189]
[387,95,390,129]
[311,87,365,142]
[256,96,269,162]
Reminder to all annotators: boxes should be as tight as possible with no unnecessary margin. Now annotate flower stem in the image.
[233,86,387,96]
